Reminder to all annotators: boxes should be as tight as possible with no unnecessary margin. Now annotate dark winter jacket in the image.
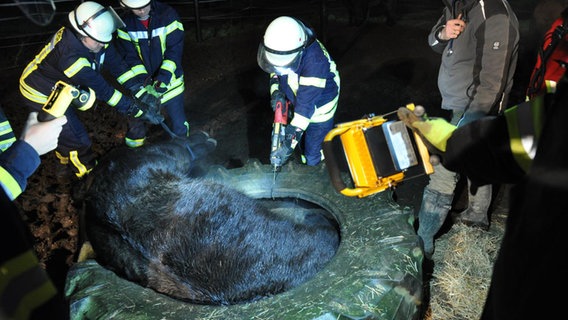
[19,27,142,113]
[116,0,184,87]
[272,39,340,131]
[428,0,519,115]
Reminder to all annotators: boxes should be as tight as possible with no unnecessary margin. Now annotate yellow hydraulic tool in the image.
[322,103,434,198]
[39,81,95,122]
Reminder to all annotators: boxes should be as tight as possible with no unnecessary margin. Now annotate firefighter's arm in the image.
[398,107,527,186]
[0,113,66,200]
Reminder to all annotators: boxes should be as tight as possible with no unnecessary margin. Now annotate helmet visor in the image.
[75,6,125,43]
[257,42,304,75]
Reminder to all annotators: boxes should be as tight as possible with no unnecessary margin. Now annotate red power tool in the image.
[270,99,290,171]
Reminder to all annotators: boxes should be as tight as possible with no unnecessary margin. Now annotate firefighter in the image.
[18,1,163,179]
[116,0,189,147]
[257,16,340,167]
[398,71,568,319]
[1,111,68,319]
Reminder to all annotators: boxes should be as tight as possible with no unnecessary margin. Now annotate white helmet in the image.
[68,1,125,43]
[120,0,151,9]
[257,16,311,75]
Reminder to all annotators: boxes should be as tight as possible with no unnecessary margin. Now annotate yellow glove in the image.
[411,118,456,152]
[397,107,456,152]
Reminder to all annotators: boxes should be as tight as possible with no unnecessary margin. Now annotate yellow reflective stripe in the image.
[270,83,279,95]
[18,28,64,105]
[0,120,13,135]
[161,83,184,104]
[107,90,123,107]
[19,81,49,105]
[20,28,64,79]
[311,96,338,123]
[125,137,146,148]
[1,250,57,320]
[299,75,326,88]
[504,97,544,173]
[13,280,57,320]
[0,166,22,200]
[166,20,184,33]
[116,28,131,41]
[159,75,184,104]
[0,137,16,152]
[161,59,176,75]
[55,151,69,164]
[290,113,310,130]
[69,150,92,178]
[117,64,147,84]
[64,58,92,78]
[545,80,557,94]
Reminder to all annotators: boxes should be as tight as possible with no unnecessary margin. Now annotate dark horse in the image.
[83,136,339,305]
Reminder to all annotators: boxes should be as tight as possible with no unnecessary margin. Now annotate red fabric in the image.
[140,18,149,29]
[528,17,568,97]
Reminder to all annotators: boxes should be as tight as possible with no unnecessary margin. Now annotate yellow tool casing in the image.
[40,81,95,122]
[322,103,434,198]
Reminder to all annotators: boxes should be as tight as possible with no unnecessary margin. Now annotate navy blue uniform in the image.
[116,0,188,147]
[19,27,142,177]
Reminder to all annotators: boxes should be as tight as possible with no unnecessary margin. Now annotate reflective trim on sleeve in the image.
[0,250,57,320]
[505,96,545,173]
[107,90,123,107]
[299,75,326,88]
[64,58,92,78]
[161,59,176,75]
[159,75,184,104]
[117,64,147,84]
[0,166,22,200]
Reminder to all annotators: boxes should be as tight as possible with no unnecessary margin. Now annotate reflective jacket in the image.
[0,107,15,152]
[116,1,184,91]
[19,27,142,113]
[428,0,519,115]
[441,92,549,187]
[270,40,340,131]
[0,142,66,319]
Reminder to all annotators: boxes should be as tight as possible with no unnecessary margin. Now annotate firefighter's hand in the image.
[153,81,168,95]
[270,90,286,111]
[21,112,67,156]
[397,107,456,152]
[270,125,303,167]
[128,98,164,125]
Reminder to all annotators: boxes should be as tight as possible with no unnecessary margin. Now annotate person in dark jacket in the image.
[18,1,163,179]
[257,16,340,167]
[398,67,568,319]
[417,0,519,258]
[116,0,189,147]
[0,109,68,320]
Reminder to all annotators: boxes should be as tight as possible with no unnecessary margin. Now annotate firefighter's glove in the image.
[128,98,164,125]
[153,80,168,95]
[270,125,303,167]
[134,86,162,108]
[144,84,162,98]
[270,90,287,112]
[397,107,456,152]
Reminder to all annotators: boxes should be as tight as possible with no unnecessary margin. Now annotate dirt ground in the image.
[0,0,545,318]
